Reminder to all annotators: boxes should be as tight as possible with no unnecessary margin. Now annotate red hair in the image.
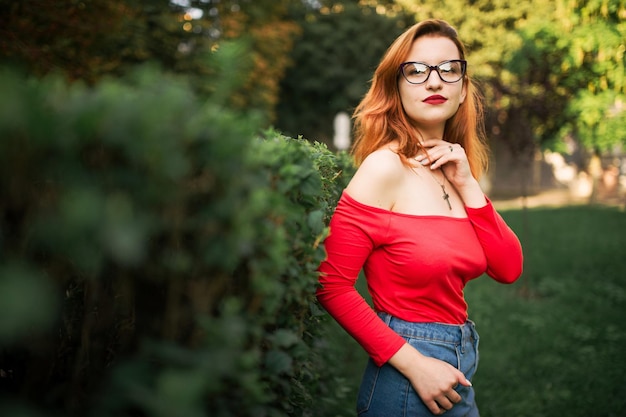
[351,19,488,178]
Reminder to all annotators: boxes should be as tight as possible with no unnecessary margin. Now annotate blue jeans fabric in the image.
[357,313,480,417]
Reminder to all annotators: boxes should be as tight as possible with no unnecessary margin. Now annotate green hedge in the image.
[0,64,355,417]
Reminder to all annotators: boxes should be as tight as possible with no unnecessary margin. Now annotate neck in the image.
[414,125,445,142]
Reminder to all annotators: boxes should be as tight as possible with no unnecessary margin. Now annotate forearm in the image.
[316,284,406,366]
[387,342,425,373]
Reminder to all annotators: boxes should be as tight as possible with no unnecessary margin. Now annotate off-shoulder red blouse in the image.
[316,191,523,366]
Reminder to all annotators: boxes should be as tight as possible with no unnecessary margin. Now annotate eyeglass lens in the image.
[401,61,465,84]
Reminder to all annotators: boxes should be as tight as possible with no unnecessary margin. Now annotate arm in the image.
[317,150,407,365]
[316,202,406,366]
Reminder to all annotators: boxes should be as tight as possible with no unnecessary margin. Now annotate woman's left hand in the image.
[415,139,473,189]
[415,139,487,208]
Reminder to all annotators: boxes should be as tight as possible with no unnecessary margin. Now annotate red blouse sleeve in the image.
[316,193,406,367]
[466,198,524,283]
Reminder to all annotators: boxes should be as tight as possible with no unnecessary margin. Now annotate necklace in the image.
[429,169,452,210]
[413,158,451,210]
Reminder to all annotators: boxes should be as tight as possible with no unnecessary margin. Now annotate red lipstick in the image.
[423,95,447,104]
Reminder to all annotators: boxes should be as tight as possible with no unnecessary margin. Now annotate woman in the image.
[316,19,523,416]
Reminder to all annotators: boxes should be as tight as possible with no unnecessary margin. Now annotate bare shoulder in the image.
[345,147,405,210]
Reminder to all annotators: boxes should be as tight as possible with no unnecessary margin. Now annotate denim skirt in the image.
[356,313,480,417]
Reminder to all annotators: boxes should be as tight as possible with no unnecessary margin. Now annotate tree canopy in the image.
[275,2,411,142]
[396,0,626,160]
[1,0,625,161]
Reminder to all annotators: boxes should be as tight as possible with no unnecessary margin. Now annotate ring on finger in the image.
[449,145,454,153]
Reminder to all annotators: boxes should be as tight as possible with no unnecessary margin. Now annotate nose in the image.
[424,69,443,90]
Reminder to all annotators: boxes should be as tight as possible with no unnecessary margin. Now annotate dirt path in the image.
[492,188,624,210]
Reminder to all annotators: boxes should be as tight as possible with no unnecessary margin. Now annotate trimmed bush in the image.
[0,63,355,417]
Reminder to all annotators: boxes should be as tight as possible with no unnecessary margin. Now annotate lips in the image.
[423,95,447,104]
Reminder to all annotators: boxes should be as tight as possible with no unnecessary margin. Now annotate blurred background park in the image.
[0,1,625,416]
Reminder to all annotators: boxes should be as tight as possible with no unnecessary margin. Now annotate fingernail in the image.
[466,379,472,386]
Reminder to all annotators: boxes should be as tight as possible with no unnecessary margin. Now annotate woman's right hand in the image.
[388,343,472,415]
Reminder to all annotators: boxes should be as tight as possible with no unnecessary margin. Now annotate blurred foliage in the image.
[0,51,355,416]
[275,2,411,143]
[194,0,302,122]
[1,0,624,159]
[0,0,301,124]
[0,0,186,82]
[398,0,626,164]
[555,0,626,154]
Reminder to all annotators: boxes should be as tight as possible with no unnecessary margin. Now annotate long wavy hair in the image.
[351,19,488,178]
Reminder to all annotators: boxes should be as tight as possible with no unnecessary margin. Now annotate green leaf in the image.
[307,210,325,235]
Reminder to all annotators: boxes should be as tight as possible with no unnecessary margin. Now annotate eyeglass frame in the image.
[398,59,467,85]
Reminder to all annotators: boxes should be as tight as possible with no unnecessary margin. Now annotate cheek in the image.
[460,83,467,103]
[398,86,412,110]
[398,83,408,100]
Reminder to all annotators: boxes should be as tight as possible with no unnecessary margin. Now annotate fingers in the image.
[433,375,468,413]
[406,356,472,415]
[425,388,462,415]
[420,139,453,148]
[415,142,465,170]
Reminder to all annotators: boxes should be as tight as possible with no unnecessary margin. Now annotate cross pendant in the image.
[441,186,452,210]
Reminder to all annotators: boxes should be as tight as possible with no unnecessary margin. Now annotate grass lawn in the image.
[322,204,626,417]
[466,205,626,417]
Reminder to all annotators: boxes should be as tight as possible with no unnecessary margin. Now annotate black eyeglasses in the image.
[399,60,467,84]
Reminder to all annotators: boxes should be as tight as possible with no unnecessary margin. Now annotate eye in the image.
[408,63,428,75]
[439,61,463,74]
[438,62,454,73]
